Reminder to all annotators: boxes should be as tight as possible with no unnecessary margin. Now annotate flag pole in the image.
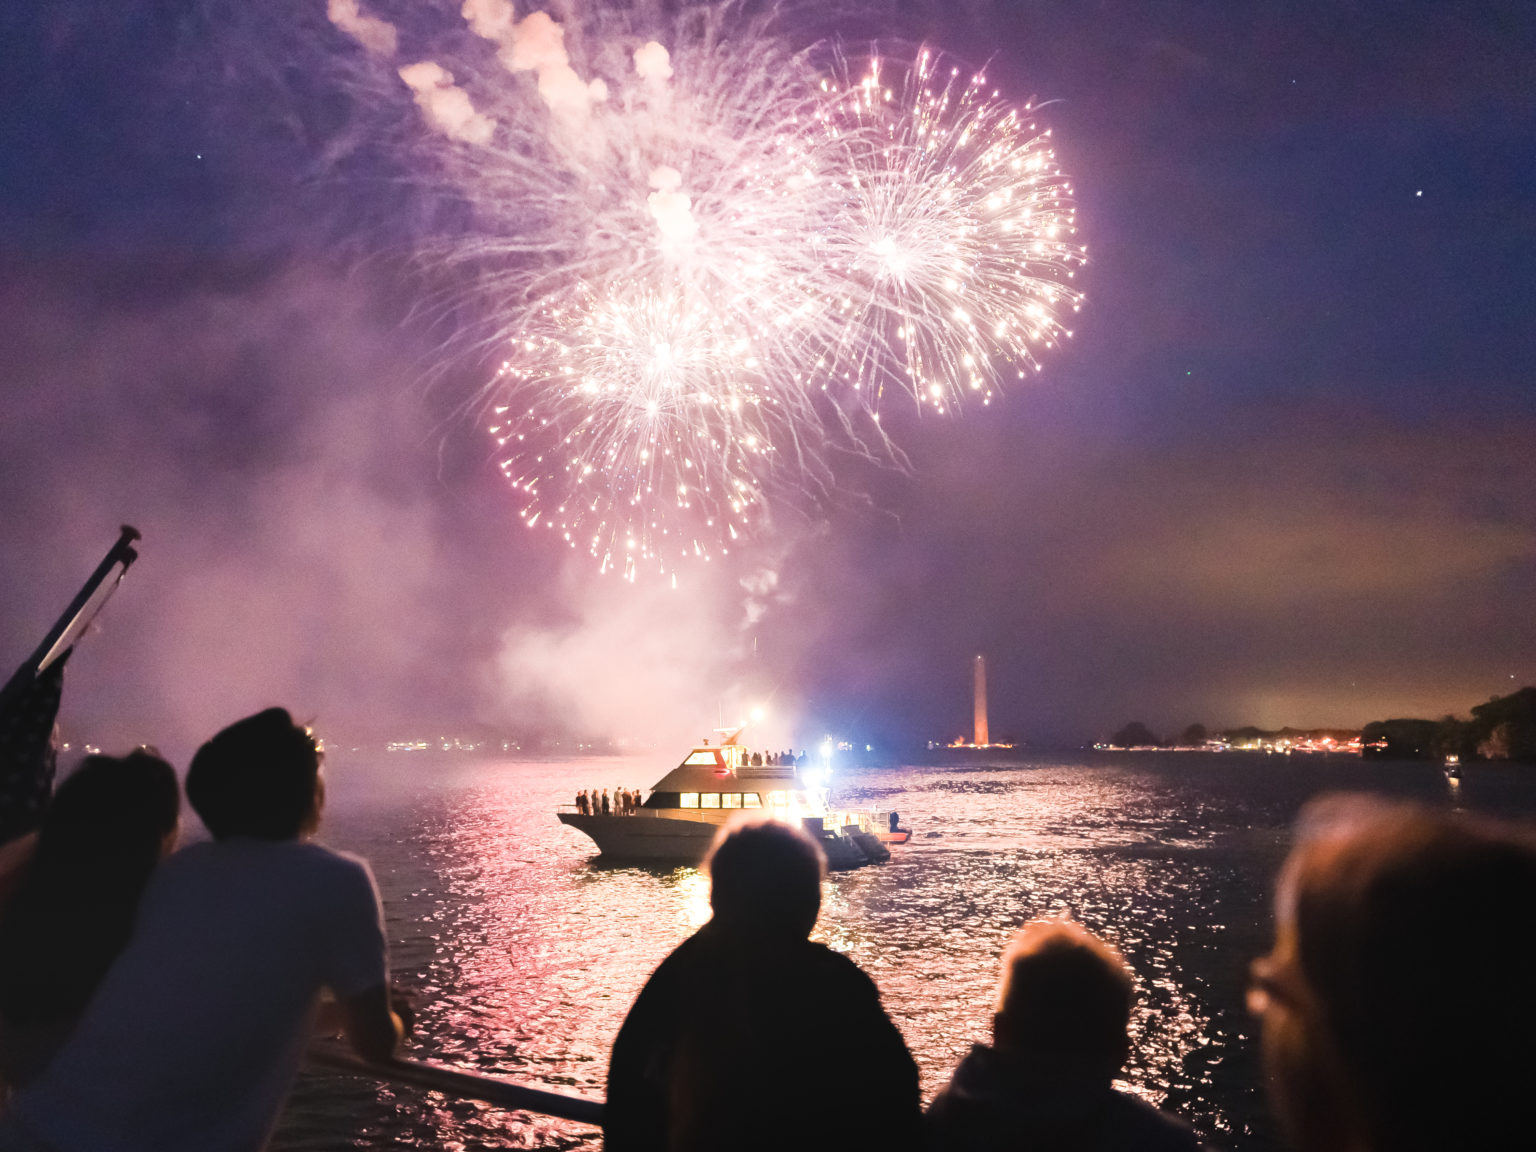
[0,525,142,844]
[21,524,142,681]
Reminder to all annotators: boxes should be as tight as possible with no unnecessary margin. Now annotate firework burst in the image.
[326,1,1084,580]
[817,51,1084,416]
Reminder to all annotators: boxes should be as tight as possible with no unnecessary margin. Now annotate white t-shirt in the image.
[11,838,387,1152]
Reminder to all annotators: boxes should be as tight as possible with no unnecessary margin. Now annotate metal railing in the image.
[557,804,737,824]
[306,1045,604,1127]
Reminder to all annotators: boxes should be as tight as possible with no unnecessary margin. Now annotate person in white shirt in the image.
[2,707,406,1152]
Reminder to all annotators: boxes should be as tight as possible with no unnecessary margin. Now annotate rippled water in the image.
[273,751,1536,1150]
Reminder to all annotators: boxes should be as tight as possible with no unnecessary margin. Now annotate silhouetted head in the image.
[1253,795,1536,1152]
[0,749,180,1048]
[705,816,825,940]
[991,918,1133,1081]
[38,748,180,868]
[186,708,323,841]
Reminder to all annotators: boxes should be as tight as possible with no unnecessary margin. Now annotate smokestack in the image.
[973,653,989,747]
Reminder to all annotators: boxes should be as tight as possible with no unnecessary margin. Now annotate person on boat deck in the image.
[1249,796,1536,1152]
[926,918,1203,1152]
[1,707,408,1152]
[0,750,180,1090]
[601,788,611,816]
[576,789,587,815]
[606,816,922,1152]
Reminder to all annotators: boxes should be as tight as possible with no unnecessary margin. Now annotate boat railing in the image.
[306,1043,604,1127]
[556,803,663,818]
[559,806,887,831]
[557,804,747,823]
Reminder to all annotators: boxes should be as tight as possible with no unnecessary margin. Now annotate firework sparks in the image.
[818,52,1085,416]
[327,1,1084,580]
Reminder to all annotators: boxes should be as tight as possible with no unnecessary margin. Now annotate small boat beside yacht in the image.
[557,728,907,870]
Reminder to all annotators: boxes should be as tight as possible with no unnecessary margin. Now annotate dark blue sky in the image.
[2,0,1534,757]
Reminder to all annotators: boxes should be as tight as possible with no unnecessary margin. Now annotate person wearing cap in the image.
[3,708,405,1152]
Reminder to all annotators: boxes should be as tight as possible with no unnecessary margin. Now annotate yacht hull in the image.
[558,812,879,869]
[558,812,720,862]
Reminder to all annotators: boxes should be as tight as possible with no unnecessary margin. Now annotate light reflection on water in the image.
[274,752,1536,1150]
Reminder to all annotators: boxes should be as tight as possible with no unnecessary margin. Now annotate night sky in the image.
[2,0,1533,760]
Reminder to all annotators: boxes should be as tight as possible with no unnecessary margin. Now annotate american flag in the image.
[0,652,69,847]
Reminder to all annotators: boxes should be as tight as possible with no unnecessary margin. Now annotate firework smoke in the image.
[327,0,396,57]
[326,1,1084,581]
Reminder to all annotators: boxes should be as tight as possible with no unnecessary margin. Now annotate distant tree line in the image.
[1109,721,1165,747]
[1108,686,1536,761]
[1107,721,1220,747]
[1362,686,1536,763]
[1105,721,1356,749]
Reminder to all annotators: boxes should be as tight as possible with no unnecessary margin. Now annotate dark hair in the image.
[185,708,321,841]
[44,749,181,854]
[705,816,825,938]
[0,749,180,1035]
[994,919,1133,1073]
[1264,796,1536,1152]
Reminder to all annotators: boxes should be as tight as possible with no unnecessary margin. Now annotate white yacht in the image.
[557,728,904,870]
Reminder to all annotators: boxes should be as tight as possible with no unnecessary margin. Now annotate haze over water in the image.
[278,752,1536,1150]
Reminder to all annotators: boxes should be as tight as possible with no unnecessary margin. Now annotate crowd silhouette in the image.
[576,787,642,816]
[0,708,407,1152]
[2,710,1534,1152]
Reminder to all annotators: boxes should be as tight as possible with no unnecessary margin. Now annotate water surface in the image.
[275,751,1536,1150]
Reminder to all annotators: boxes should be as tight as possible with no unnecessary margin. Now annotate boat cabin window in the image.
[767,791,787,807]
[680,793,699,808]
[743,793,762,809]
[700,793,721,809]
[721,793,742,809]
[684,751,717,766]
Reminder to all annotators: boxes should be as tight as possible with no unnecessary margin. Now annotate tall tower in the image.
[973,653,989,747]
